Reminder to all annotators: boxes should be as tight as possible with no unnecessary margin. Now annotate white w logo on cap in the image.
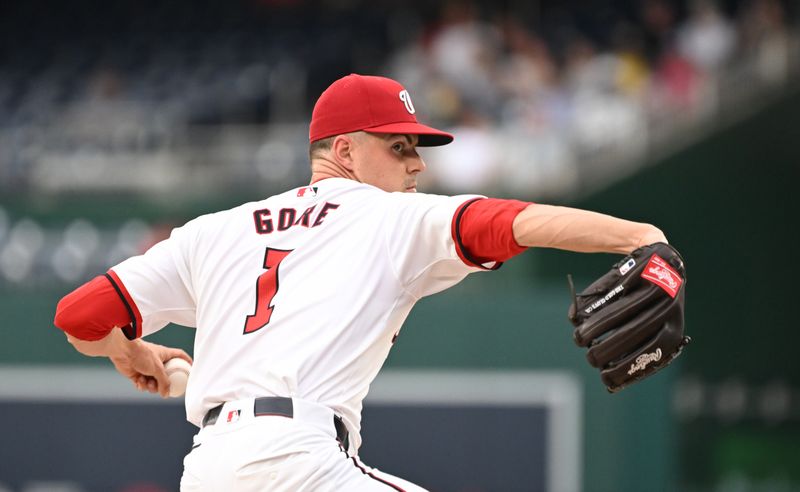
[398,90,415,114]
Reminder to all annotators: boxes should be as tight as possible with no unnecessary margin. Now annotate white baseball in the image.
[164,358,191,397]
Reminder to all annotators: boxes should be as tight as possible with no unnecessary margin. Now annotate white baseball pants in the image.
[180,397,427,491]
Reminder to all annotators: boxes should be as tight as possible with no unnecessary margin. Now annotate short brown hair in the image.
[309,136,334,162]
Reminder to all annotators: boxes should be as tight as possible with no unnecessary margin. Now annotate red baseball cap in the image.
[309,74,454,147]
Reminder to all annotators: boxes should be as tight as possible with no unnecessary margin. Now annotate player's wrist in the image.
[635,226,668,250]
[105,328,140,360]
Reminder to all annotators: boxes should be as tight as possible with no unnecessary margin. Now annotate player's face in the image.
[352,133,426,193]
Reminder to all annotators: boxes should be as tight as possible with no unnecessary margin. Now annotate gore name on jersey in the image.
[253,202,340,235]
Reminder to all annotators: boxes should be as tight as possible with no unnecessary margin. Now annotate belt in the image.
[202,396,349,449]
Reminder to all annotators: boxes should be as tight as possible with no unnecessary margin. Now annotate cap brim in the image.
[364,122,454,147]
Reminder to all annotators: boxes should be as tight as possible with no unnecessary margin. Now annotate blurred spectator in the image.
[651,48,705,116]
[676,0,737,73]
[738,0,791,84]
[496,18,557,100]
[422,110,498,192]
[641,0,679,63]
[611,22,651,100]
[428,1,502,118]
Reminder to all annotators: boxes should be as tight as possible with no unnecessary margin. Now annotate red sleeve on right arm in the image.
[54,273,140,341]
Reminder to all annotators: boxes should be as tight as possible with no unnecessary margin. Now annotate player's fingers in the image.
[136,375,156,393]
[133,374,147,391]
[146,378,159,393]
[149,361,171,398]
[163,348,193,364]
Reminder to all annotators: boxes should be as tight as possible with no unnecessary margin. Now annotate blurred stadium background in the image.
[1,0,799,490]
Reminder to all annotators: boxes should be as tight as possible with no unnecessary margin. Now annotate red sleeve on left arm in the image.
[451,198,532,267]
[53,272,141,341]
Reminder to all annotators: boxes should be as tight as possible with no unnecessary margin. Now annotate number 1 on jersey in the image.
[244,248,293,334]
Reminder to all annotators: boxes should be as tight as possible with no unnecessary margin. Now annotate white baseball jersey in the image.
[111,177,494,450]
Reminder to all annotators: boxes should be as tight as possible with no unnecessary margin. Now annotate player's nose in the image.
[409,155,426,174]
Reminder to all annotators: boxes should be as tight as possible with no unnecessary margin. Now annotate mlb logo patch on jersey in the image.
[227,409,241,423]
[297,186,318,198]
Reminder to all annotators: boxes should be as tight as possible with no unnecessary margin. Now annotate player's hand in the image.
[567,242,688,392]
[110,340,193,398]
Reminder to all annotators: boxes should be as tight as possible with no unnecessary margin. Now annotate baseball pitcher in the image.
[54,74,687,491]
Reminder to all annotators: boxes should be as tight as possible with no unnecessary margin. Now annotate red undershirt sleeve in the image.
[451,198,532,267]
[53,271,143,341]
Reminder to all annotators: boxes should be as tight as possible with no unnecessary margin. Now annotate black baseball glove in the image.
[567,242,689,393]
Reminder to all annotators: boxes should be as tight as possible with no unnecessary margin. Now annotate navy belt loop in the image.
[254,396,293,417]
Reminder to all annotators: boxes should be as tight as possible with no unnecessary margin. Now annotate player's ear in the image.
[331,134,356,172]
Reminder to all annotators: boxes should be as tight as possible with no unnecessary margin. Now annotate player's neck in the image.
[310,159,357,184]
